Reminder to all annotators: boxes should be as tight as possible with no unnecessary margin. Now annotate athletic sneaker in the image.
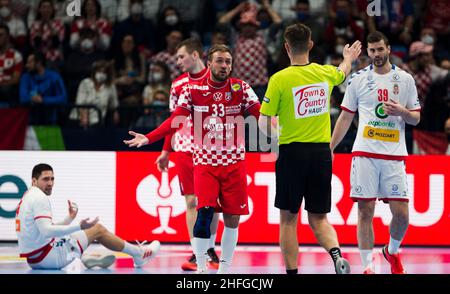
[181,253,197,271]
[382,245,406,274]
[81,253,116,269]
[207,248,219,270]
[133,240,161,268]
[334,257,351,274]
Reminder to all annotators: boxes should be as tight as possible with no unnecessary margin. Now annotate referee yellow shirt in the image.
[260,63,345,145]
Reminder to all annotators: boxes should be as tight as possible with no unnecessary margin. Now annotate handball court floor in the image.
[1,243,450,274]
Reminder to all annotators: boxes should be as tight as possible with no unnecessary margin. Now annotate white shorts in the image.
[29,231,89,269]
[350,156,409,202]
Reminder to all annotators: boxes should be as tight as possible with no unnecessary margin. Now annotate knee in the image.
[308,214,327,231]
[358,209,374,222]
[185,196,197,210]
[93,223,107,236]
[193,207,214,238]
[393,211,409,226]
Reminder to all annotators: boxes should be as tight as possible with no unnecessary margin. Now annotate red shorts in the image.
[173,152,194,196]
[194,160,248,215]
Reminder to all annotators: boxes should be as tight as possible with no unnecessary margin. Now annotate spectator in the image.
[405,41,448,106]
[143,61,171,107]
[65,27,106,102]
[0,0,27,53]
[70,60,119,128]
[419,27,448,65]
[219,2,268,100]
[116,0,160,23]
[135,89,170,129]
[114,34,146,106]
[27,0,73,27]
[155,5,187,52]
[152,30,183,80]
[112,0,156,59]
[29,0,65,71]
[19,51,67,124]
[70,0,112,51]
[0,24,22,106]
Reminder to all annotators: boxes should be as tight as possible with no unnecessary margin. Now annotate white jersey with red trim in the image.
[15,186,54,255]
[177,77,259,166]
[169,68,209,153]
[341,64,421,159]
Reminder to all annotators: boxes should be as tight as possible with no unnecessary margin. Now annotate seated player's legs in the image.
[28,238,81,269]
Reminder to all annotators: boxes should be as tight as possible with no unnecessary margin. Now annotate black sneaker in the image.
[181,253,197,271]
[207,248,219,269]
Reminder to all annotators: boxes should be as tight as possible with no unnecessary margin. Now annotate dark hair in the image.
[81,0,102,19]
[367,31,390,47]
[284,23,312,54]
[176,38,203,57]
[36,0,55,20]
[29,51,46,67]
[207,44,232,61]
[150,61,171,85]
[32,163,53,180]
[0,23,9,35]
[92,60,114,86]
[114,35,141,74]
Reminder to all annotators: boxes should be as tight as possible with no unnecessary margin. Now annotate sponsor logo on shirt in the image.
[292,82,329,119]
[231,83,241,92]
[363,126,400,142]
[193,105,209,112]
[375,103,389,119]
[263,97,270,103]
[225,105,241,115]
[367,120,396,128]
[213,92,222,101]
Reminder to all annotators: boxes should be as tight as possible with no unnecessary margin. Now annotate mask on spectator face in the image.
[0,7,11,18]
[152,100,167,106]
[335,10,349,28]
[131,3,142,15]
[95,72,107,83]
[296,11,309,22]
[151,72,163,82]
[421,35,435,46]
[165,15,178,26]
[81,39,94,50]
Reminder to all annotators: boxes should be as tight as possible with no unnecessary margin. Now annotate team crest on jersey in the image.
[393,84,399,95]
[225,92,232,101]
[231,83,241,92]
[213,92,222,101]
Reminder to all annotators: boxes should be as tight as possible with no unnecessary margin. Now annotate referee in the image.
[259,23,361,274]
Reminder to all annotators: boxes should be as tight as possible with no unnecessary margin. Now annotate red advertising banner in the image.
[116,153,450,245]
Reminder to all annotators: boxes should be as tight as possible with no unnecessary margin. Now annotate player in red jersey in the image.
[124,44,261,273]
[154,38,220,271]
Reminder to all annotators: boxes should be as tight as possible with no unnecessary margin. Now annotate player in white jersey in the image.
[330,32,421,274]
[16,163,160,270]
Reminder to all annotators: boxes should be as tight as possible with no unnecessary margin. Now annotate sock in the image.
[217,227,238,274]
[122,242,141,257]
[190,238,195,254]
[329,247,342,264]
[388,236,402,254]
[286,269,298,275]
[359,249,373,269]
[208,233,217,249]
[193,237,209,271]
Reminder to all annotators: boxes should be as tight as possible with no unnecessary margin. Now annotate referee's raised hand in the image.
[339,40,362,76]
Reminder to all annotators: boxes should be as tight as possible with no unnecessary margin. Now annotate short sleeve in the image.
[241,81,259,111]
[169,82,178,112]
[406,75,421,111]
[176,86,192,112]
[340,76,358,113]
[260,75,281,116]
[322,65,346,86]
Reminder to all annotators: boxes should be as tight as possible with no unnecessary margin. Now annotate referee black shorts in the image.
[275,142,332,214]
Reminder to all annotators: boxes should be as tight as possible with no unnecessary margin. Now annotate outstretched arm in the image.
[124,107,190,148]
[338,40,362,77]
[330,110,355,153]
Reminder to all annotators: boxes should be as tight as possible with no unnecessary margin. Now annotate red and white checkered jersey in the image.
[29,19,65,62]
[169,67,209,153]
[232,32,268,87]
[152,50,182,81]
[0,48,22,83]
[177,77,260,166]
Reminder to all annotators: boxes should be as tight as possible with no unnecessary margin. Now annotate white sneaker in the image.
[81,253,116,269]
[133,240,160,268]
[335,257,351,274]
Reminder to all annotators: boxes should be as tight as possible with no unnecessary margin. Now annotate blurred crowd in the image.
[0,0,448,153]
